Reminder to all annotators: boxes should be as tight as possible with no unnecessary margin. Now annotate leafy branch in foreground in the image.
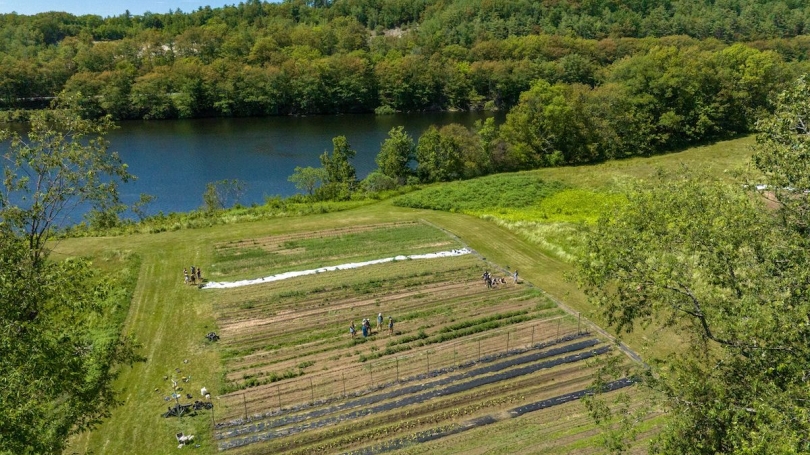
[0,229,142,454]
[578,166,810,453]
[0,109,141,454]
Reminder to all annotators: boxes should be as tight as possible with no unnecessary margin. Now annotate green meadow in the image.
[62,136,754,454]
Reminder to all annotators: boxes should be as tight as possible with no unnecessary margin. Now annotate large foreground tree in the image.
[578,76,810,454]
[0,109,139,454]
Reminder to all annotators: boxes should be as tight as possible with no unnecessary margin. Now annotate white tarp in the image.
[201,248,472,289]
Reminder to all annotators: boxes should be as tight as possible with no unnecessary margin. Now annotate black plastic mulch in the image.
[218,342,611,450]
[216,334,595,439]
[346,377,636,455]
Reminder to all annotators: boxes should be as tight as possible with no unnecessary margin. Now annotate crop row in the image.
[210,222,461,279]
[214,222,420,253]
[214,258,482,322]
[218,280,535,376]
[217,333,596,432]
[216,332,595,430]
[218,340,615,451]
[218,315,582,419]
[218,310,559,398]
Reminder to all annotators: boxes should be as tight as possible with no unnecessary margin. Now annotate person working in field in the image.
[349,322,356,338]
[377,313,383,331]
[388,316,394,335]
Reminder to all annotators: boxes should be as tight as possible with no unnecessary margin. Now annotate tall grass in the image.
[393,174,566,212]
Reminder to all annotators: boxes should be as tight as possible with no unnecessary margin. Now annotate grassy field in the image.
[61,135,754,454]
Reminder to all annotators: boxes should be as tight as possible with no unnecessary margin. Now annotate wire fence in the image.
[218,314,584,425]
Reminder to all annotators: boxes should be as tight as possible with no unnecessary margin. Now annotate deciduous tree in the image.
[0,108,132,262]
[375,126,414,184]
[0,108,140,454]
[319,135,357,199]
[288,165,327,198]
[579,172,810,453]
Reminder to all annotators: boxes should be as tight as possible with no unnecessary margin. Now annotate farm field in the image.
[61,213,639,455]
[206,221,637,454]
[62,136,754,455]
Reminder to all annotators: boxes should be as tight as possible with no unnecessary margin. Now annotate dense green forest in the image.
[2,0,810,173]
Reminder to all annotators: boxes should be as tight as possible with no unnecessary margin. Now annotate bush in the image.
[375,105,397,115]
[362,171,399,194]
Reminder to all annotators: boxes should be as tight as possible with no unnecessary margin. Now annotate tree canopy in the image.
[0,109,132,262]
[577,77,810,453]
[0,109,139,454]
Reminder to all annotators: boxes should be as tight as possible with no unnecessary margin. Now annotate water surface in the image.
[111,112,499,215]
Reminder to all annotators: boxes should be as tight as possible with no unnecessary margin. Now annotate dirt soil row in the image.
[217,337,610,450]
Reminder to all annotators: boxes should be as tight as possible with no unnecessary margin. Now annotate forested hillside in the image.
[2,0,810,170]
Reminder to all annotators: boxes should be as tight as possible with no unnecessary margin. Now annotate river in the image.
[110,111,500,216]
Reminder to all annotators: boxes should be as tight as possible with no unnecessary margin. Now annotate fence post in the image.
[277,383,281,410]
[506,332,510,355]
[531,325,535,347]
[310,377,314,404]
[243,393,248,421]
[342,372,346,397]
[557,318,561,341]
[370,367,374,388]
[478,340,481,362]
[426,353,430,375]
[578,313,581,334]
[396,358,399,382]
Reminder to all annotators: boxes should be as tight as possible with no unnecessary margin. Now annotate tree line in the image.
[285,41,798,198]
[1,0,809,117]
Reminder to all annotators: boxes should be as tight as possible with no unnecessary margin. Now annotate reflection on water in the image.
[110,112,501,215]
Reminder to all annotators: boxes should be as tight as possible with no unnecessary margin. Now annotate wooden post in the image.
[243,393,248,421]
[426,353,430,375]
[506,332,510,355]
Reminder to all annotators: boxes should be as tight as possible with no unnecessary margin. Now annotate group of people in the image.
[350,313,394,338]
[481,270,519,288]
[184,266,203,285]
